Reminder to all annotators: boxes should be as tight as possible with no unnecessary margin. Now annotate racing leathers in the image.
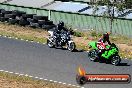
[53,22,67,47]
[97,32,111,55]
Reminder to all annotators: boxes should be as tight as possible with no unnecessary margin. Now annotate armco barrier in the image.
[0,3,132,37]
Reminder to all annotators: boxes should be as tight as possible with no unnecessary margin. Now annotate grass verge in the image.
[0,30,47,43]
[0,71,76,88]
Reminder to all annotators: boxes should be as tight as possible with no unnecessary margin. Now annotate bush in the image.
[90,31,102,38]
[74,31,84,37]
[91,31,97,37]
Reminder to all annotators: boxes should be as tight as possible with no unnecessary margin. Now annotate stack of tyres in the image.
[0,8,55,30]
[33,15,55,30]
[29,15,48,28]
[7,14,17,24]
[22,14,35,19]
[42,21,55,30]
[11,10,26,24]
[38,20,46,28]
[28,18,39,28]
[33,15,48,21]
[12,10,26,16]
[0,9,12,22]
[19,14,36,26]
[26,14,36,25]
[0,15,5,22]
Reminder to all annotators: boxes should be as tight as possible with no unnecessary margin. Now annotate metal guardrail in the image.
[0,3,132,37]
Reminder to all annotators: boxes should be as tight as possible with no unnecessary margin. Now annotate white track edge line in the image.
[0,69,83,88]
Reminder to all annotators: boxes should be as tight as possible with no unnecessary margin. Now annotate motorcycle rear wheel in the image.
[67,42,75,52]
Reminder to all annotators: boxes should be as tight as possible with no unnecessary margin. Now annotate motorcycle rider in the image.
[53,21,67,47]
[97,32,111,55]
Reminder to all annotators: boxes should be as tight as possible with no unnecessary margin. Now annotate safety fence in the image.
[0,3,132,37]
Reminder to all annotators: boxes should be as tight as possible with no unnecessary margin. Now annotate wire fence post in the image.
[48,10,51,20]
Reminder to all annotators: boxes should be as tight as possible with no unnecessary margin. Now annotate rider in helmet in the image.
[97,32,111,54]
[54,21,66,47]
[99,32,111,45]
[54,21,65,34]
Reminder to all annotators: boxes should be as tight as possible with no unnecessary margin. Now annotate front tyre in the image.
[67,42,75,52]
[47,39,54,48]
[111,55,121,66]
[88,50,98,61]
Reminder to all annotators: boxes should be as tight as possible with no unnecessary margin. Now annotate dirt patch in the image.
[117,44,132,55]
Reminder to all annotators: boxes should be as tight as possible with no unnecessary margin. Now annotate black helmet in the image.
[58,21,64,27]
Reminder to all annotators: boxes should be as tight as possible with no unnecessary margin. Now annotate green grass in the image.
[73,31,84,37]
[0,72,33,82]
[0,30,47,44]
[0,72,76,88]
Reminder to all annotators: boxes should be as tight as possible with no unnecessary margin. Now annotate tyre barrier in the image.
[1,10,12,14]
[19,18,30,26]
[33,15,48,21]
[0,17,6,22]
[0,13,4,17]
[22,14,35,19]
[8,18,18,24]
[12,10,26,16]
[0,9,55,30]
[4,14,16,19]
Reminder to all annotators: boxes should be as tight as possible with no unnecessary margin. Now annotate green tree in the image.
[94,0,132,32]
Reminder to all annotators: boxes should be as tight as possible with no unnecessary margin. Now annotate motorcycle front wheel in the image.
[88,49,98,61]
[47,39,55,48]
[67,42,75,52]
[111,55,121,66]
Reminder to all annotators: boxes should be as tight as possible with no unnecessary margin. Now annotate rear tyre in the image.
[12,10,26,16]
[1,10,12,14]
[19,19,30,26]
[8,18,18,24]
[4,14,16,19]
[22,14,35,19]
[33,15,48,21]
[111,55,121,66]
[0,17,6,22]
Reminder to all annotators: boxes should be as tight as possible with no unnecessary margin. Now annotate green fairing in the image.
[102,48,118,59]
[88,41,98,50]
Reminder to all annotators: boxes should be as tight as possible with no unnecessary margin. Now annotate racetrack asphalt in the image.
[0,36,131,88]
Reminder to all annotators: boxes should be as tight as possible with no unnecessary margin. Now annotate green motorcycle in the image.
[88,41,121,66]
